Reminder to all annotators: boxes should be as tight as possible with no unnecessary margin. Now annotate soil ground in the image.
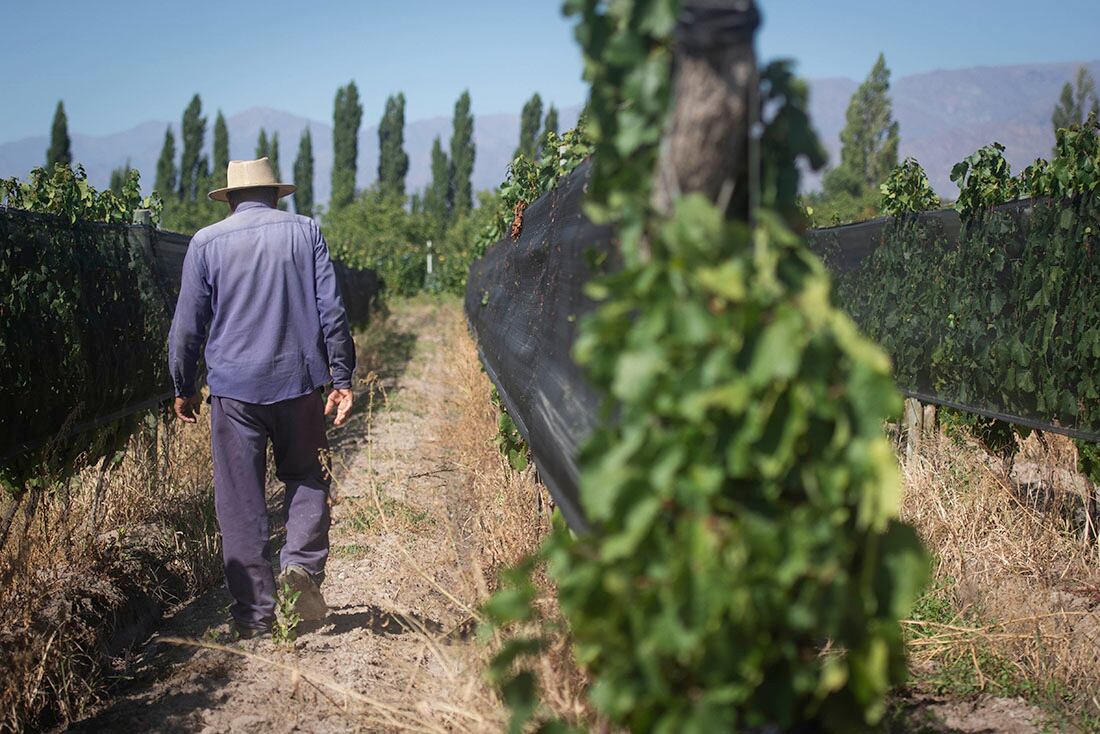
[60,297,1070,734]
[66,298,501,734]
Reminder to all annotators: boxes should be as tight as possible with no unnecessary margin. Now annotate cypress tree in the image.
[449,91,476,216]
[424,136,451,227]
[822,53,899,199]
[212,111,230,186]
[270,131,287,209]
[270,131,282,179]
[331,80,363,209]
[109,161,132,195]
[515,93,543,158]
[154,126,177,199]
[255,127,270,159]
[378,92,410,198]
[46,100,73,170]
[294,127,315,218]
[540,104,559,156]
[178,94,209,201]
[1052,65,1100,134]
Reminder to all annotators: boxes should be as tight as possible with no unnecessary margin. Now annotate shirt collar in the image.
[233,200,274,214]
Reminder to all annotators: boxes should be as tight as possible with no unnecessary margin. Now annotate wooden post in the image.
[652,0,760,220]
[922,403,937,439]
[904,398,924,461]
[129,209,155,265]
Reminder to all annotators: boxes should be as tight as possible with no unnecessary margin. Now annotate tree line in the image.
[803,57,1099,225]
[43,87,561,236]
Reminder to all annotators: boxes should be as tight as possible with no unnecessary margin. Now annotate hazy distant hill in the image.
[805,59,1100,194]
[1,58,1098,203]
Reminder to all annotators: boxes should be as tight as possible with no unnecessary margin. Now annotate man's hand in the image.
[174,394,202,424]
[325,387,354,427]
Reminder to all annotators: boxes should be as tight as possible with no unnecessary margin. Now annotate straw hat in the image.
[208,157,296,202]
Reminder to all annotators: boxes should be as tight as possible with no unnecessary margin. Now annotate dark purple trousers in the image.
[210,390,331,629]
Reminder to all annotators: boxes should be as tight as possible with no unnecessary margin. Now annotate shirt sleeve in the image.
[312,224,356,389]
[167,241,212,398]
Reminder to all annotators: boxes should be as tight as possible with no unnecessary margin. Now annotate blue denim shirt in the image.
[168,201,355,404]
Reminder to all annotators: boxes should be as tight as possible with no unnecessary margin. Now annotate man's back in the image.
[168,159,353,637]
[168,200,355,405]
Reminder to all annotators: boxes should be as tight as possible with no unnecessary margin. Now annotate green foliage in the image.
[0,166,166,492]
[483,2,927,731]
[331,80,363,210]
[270,131,287,210]
[154,126,177,200]
[324,190,428,297]
[426,115,594,300]
[212,111,230,188]
[378,93,410,198]
[565,0,674,255]
[293,127,315,218]
[255,127,270,160]
[482,126,596,253]
[938,408,1022,458]
[429,190,501,296]
[949,142,1018,220]
[804,187,881,228]
[274,582,302,645]
[1,164,159,224]
[823,53,899,201]
[424,136,451,229]
[449,91,476,217]
[1075,438,1100,487]
[148,95,222,231]
[178,94,209,202]
[541,104,559,156]
[557,198,925,732]
[46,100,72,170]
[834,118,1100,439]
[879,157,940,217]
[1052,66,1099,138]
[109,161,134,197]
[491,386,529,472]
[1044,112,1100,217]
[759,59,828,223]
[809,54,900,226]
[516,93,544,159]
[160,197,223,236]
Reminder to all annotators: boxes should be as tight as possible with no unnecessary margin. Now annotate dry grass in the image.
[307,297,590,731]
[900,427,1100,722]
[0,410,220,732]
[437,305,592,727]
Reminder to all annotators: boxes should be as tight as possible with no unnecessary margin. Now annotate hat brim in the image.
[208,183,297,202]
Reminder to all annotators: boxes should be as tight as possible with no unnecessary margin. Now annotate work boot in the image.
[233,622,272,640]
[278,564,328,621]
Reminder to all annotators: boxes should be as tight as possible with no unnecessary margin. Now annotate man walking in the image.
[168,157,355,638]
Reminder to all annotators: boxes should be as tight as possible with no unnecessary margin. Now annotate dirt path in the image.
[68,298,507,733]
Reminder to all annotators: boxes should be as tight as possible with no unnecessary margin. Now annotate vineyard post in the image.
[652,0,760,221]
[922,403,937,439]
[904,397,924,460]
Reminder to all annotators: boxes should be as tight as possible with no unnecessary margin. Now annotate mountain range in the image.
[1,59,1097,203]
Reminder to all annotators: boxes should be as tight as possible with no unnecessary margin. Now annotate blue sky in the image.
[1,1,1098,142]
